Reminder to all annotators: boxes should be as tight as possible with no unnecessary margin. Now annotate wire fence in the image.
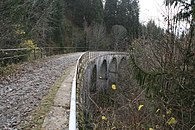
[0,47,87,67]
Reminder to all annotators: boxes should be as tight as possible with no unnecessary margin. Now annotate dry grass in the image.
[0,64,21,83]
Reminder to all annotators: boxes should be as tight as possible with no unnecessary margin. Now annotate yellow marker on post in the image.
[112,84,117,90]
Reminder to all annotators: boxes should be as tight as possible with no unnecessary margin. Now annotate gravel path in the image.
[0,53,82,129]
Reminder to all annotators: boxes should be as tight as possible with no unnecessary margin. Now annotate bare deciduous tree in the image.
[85,22,106,50]
[111,25,127,51]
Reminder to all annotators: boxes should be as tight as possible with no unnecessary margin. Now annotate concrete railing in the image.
[69,52,107,129]
[69,52,89,130]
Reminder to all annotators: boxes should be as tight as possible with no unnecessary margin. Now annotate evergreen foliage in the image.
[0,0,140,50]
[130,37,195,129]
[104,0,140,38]
[128,1,195,128]
[141,20,164,40]
[104,0,118,31]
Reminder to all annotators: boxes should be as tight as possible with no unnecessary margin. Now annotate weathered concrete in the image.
[79,52,129,110]
[42,65,76,130]
[84,52,128,91]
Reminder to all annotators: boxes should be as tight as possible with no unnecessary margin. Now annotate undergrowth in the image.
[79,66,182,130]
[0,64,20,78]
[79,33,195,130]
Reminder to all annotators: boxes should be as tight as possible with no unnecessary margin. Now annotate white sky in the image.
[103,0,189,33]
[139,0,166,27]
[139,0,189,34]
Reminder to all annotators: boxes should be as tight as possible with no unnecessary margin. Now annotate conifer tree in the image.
[92,0,104,23]
[104,0,118,31]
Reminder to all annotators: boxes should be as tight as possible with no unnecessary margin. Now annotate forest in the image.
[0,0,141,50]
[0,0,195,130]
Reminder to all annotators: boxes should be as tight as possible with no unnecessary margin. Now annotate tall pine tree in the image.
[92,0,104,23]
[104,0,139,38]
[104,0,118,32]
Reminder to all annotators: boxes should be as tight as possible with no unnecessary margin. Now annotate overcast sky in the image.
[139,0,190,35]
[139,0,165,26]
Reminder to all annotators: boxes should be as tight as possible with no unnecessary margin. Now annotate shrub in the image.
[19,39,41,61]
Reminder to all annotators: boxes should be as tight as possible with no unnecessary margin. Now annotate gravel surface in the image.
[0,53,82,129]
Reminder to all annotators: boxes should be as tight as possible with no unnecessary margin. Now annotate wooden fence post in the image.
[34,48,36,60]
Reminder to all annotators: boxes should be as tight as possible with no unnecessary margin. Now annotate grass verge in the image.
[18,68,71,130]
[0,64,20,78]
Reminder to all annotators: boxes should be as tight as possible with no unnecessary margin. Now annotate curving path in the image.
[0,53,82,129]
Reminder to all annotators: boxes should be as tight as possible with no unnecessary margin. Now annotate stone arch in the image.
[108,57,117,87]
[87,64,98,125]
[90,65,97,93]
[118,57,127,69]
[99,60,107,89]
[118,57,127,83]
